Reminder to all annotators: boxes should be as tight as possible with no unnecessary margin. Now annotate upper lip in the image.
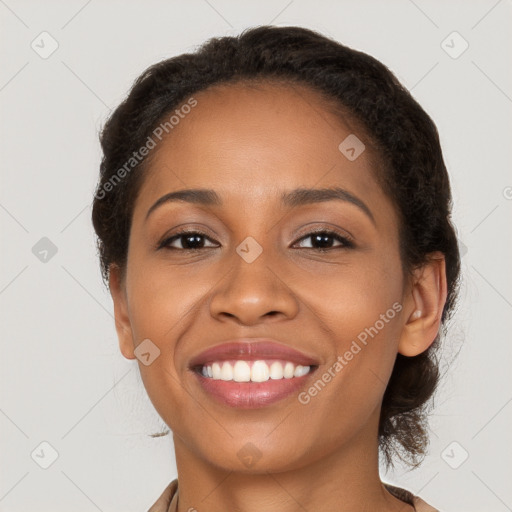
[188,339,320,368]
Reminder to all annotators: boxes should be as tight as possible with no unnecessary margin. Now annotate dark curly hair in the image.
[91,25,461,468]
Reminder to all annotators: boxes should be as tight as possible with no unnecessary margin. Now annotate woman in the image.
[92,25,460,511]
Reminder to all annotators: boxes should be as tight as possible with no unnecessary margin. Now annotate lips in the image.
[188,338,320,369]
[187,339,320,409]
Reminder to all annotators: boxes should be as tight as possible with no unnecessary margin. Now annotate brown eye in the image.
[159,231,218,251]
[293,230,354,251]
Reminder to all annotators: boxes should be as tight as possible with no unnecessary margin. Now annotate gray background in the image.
[1,0,511,510]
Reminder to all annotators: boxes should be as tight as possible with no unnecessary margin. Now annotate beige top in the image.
[147,479,439,512]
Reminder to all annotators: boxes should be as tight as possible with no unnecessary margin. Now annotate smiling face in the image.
[110,81,421,473]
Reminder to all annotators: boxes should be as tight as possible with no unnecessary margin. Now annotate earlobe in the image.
[109,264,136,360]
[398,253,448,357]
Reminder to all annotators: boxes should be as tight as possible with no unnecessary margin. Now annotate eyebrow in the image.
[145,186,375,224]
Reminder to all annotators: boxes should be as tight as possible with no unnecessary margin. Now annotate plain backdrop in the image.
[1,1,511,511]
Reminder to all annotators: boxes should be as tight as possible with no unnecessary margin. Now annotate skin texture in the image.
[109,82,447,512]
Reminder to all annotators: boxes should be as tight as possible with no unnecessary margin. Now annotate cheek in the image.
[301,247,404,346]
[125,256,208,342]
[123,254,234,414]
[298,251,404,405]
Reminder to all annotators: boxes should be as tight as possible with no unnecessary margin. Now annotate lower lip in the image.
[192,368,317,409]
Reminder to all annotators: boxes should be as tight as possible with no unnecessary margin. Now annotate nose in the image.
[208,248,299,326]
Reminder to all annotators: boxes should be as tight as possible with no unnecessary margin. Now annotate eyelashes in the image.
[158,230,218,251]
[157,228,354,253]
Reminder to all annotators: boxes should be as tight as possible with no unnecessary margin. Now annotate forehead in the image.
[133,81,393,220]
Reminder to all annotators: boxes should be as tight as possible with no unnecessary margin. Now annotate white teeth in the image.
[251,360,270,382]
[220,361,233,381]
[211,362,222,379]
[293,365,309,377]
[283,362,295,379]
[233,360,251,382]
[201,360,311,382]
[269,361,283,379]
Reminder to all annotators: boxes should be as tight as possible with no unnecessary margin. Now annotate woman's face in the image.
[112,81,414,472]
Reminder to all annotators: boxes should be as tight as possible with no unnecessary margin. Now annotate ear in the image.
[398,252,448,357]
[109,264,136,360]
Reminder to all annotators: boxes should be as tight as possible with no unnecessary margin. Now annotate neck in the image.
[171,407,414,512]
